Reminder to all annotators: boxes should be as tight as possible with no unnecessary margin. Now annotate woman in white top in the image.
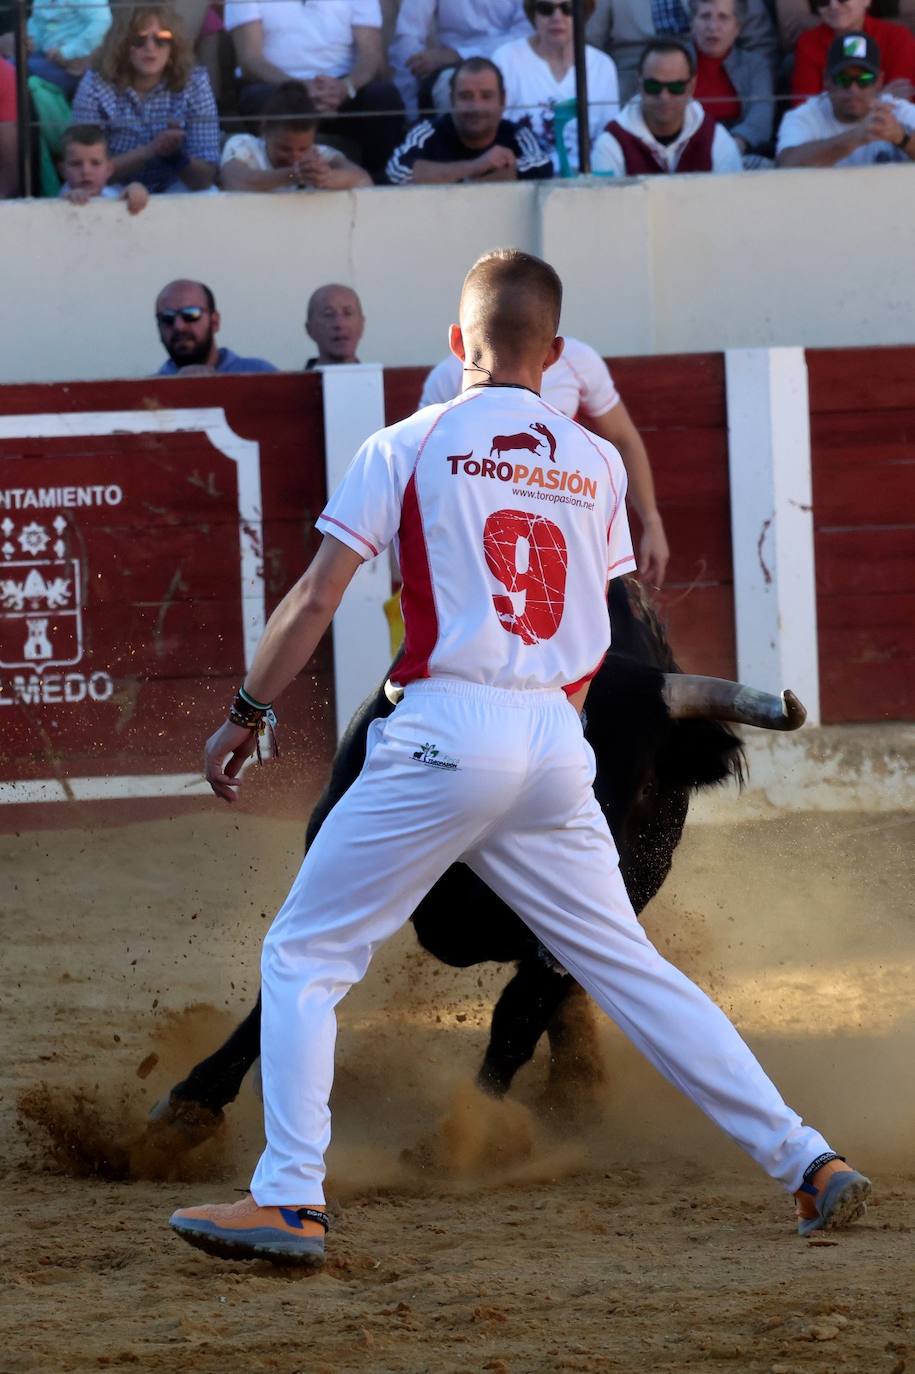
[493,0,619,173]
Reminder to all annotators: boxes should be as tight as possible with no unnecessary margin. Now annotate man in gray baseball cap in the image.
[777,30,915,166]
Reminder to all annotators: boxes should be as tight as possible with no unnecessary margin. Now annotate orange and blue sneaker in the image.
[794,1157,871,1237]
[169,1194,328,1266]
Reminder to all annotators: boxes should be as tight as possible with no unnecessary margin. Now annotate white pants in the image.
[250,679,831,1205]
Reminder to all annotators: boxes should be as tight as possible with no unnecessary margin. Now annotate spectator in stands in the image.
[27,0,111,98]
[421,336,670,585]
[587,0,776,102]
[778,29,915,161]
[304,284,366,367]
[221,81,371,191]
[59,123,149,211]
[386,55,553,183]
[690,0,774,155]
[71,4,219,194]
[390,0,532,116]
[0,55,16,197]
[224,0,405,182]
[592,37,743,170]
[791,0,915,101]
[494,0,619,173]
[156,280,279,374]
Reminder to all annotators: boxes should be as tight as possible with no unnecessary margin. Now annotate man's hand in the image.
[151,125,186,157]
[308,75,347,112]
[638,511,670,588]
[204,721,259,803]
[861,101,906,145]
[406,44,460,80]
[468,145,517,179]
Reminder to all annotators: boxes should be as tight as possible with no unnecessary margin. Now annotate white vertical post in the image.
[724,348,820,725]
[320,364,390,738]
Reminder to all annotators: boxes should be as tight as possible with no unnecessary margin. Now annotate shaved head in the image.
[459,249,562,369]
[306,283,362,322]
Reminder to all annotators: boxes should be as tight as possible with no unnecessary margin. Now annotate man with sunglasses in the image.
[777,31,915,166]
[155,280,278,375]
[592,37,743,173]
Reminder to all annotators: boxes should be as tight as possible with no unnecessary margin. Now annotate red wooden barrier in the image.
[1,349,909,813]
[808,348,915,722]
[0,374,334,804]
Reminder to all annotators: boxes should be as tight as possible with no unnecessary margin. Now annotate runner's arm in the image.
[204,535,363,801]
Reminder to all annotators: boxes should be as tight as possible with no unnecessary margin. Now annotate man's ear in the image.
[545,335,564,370]
[448,323,466,362]
[211,309,222,334]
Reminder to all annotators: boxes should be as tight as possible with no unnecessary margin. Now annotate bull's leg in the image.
[148,997,262,1143]
[477,958,575,1097]
[169,994,262,1113]
[543,983,606,1114]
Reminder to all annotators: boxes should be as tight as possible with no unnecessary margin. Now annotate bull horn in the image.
[662,675,807,731]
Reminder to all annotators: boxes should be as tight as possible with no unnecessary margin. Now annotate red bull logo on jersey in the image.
[489,423,557,462]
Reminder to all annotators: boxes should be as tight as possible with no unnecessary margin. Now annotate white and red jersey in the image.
[316,386,636,694]
[419,337,621,419]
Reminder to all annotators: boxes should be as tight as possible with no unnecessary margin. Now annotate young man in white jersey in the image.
[170,250,870,1266]
[421,337,670,586]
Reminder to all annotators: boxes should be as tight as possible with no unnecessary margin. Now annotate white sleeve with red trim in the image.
[316,426,414,561]
[563,337,620,419]
[604,441,637,579]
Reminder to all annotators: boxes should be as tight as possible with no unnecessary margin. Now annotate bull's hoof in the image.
[147,1093,225,1148]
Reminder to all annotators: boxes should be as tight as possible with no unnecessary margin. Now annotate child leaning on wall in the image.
[220,80,372,192]
[59,123,148,213]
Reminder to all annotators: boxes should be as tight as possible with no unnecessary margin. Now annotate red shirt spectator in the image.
[695,51,743,122]
[792,8,915,101]
[0,57,18,197]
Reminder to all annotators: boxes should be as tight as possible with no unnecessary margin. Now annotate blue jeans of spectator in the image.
[27,54,80,99]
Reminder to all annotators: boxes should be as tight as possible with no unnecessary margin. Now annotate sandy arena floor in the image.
[1,802,913,1374]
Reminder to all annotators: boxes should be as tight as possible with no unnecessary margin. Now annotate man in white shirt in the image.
[777,31,915,167]
[592,38,743,173]
[422,336,669,584]
[169,249,870,1267]
[225,0,405,180]
[390,0,532,116]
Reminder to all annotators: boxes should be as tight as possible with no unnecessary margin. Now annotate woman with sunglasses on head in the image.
[70,3,219,193]
[791,0,915,101]
[493,0,620,172]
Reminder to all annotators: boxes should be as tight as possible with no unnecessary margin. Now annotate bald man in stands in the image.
[304,284,366,368]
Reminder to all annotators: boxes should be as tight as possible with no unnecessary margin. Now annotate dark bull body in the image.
[159,579,744,1127]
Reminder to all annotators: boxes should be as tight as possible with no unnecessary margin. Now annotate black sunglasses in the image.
[832,68,877,86]
[641,77,690,94]
[157,307,208,325]
[534,1,573,15]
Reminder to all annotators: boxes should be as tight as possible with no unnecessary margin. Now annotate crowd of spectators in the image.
[2,0,915,196]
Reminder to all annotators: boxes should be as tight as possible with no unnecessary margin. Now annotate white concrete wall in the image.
[3,166,915,384]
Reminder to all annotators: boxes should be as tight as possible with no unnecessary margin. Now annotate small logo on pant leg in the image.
[411,742,459,770]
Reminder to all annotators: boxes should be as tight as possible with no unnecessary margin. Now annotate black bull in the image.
[155,579,803,1132]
